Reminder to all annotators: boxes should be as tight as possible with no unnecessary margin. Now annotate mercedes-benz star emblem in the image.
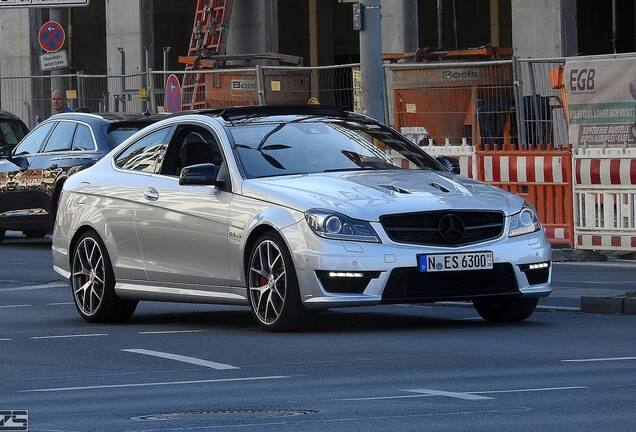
[439,214,465,243]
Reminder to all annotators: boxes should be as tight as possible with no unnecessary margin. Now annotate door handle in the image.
[144,187,159,201]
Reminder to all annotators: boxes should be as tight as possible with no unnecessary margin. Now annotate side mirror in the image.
[179,163,223,187]
[436,156,460,175]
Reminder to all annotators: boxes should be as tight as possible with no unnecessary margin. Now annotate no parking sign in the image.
[165,74,182,113]
[38,21,65,53]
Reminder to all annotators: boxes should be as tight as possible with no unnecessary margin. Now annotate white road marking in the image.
[47,302,74,306]
[477,386,587,394]
[122,348,239,370]
[137,330,206,335]
[30,333,108,340]
[0,338,11,341]
[338,386,586,401]
[339,394,436,401]
[404,389,492,400]
[0,304,31,309]
[19,375,289,393]
[562,357,636,363]
[0,283,67,292]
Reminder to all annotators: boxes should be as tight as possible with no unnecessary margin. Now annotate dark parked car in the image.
[0,110,29,158]
[0,112,165,242]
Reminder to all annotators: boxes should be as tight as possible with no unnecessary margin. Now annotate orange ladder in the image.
[181,0,234,110]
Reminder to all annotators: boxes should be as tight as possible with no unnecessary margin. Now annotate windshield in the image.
[229,117,441,179]
[0,119,28,148]
[108,123,153,148]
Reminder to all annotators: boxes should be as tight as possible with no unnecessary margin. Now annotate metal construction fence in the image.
[0,73,148,128]
[148,64,360,113]
[3,54,636,251]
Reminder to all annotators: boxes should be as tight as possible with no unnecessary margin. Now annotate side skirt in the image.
[115,281,249,305]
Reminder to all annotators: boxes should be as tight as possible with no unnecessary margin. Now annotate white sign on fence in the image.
[0,0,89,8]
[565,57,636,149]
[40,50,68,71]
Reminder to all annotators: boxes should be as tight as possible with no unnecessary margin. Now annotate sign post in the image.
[165,74,182,113]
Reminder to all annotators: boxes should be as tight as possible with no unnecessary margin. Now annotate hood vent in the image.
[429,182,450,193]
[380,184,411,194]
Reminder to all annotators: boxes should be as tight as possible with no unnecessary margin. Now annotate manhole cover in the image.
[131,408,319,421]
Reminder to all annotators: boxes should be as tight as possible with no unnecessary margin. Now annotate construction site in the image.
[1,0,636,253]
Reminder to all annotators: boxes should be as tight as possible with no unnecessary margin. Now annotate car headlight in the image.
[508,202,542,237]
[305,209,380,243]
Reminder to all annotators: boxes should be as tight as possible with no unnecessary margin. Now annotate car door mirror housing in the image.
[436,156,460,175]
[179,163,223,187]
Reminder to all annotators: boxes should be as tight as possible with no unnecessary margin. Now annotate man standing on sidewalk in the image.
[51,90,72,114]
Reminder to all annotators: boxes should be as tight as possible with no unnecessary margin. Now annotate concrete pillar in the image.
[105,0,153,75]
[226,0,278,55]
[0,10,35,124]
[381,0,418,53]
[490,0,500,47]
[511,0,577,57]
[105,0,153,111]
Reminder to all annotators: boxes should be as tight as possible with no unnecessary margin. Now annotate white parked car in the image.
[53,106,551,331]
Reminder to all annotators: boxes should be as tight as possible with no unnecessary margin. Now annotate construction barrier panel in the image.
[564,54,636,251]
[573,150,636,250]
[417,142,477,180]
[477,150,574,245]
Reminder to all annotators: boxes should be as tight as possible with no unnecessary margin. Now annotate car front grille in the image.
[380,210,505,247]
[382,263,519,303]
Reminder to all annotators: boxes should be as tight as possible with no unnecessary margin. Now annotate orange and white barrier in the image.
[477,151,574,246]
[419,142,477,179]
[575,158,636,185]
[573,151,636,251]
[482,154,566,184]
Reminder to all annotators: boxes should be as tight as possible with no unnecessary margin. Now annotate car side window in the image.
[114,128,171,173]
[158,125,225,177]
[43,121,77,153]
[13,122,55,156]
[72,124,95,151]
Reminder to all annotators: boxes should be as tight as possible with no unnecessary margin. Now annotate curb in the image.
[552,248,607,262]
[552,248,636,262]
[581,296,636,315]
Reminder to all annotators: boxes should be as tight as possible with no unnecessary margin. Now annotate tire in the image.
[23,230,47,239]
[473,297,538,323]
[70,231,137,323]
[246,233,305,331]
[0,229,5,243]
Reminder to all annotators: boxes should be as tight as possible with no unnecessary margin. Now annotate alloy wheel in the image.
[248,240,287,325]
[71,237,106,316]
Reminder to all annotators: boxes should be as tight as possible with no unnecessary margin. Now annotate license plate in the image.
[418,252,493,272]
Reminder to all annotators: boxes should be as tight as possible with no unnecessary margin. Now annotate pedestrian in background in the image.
[51,90,72,114]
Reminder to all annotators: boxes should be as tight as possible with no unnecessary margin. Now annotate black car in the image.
[0,112,165,242]
[0,110,29,158]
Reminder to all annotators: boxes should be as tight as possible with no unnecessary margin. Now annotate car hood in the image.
[242,170,525,221]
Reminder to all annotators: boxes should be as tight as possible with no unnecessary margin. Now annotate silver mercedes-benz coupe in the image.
[52,106,551,331]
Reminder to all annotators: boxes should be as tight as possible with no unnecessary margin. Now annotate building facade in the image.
[1,0,635,121]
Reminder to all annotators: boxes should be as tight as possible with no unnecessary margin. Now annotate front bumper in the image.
[282,220,552,310]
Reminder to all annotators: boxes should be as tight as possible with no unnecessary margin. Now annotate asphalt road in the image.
[1,232,635,432]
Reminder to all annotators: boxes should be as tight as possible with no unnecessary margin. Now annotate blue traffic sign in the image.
[165,74,182,113]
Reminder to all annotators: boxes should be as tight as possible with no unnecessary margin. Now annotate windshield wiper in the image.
[321,167,380,173]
